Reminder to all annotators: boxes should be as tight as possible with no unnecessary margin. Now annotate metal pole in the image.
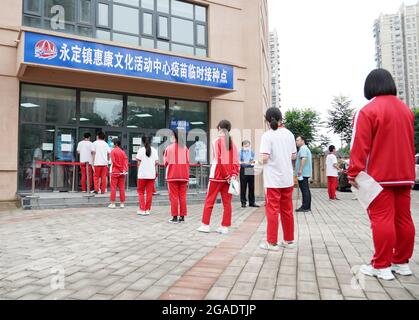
[71,164,76,193]
[86,162,90,193]
[31,159,36,197]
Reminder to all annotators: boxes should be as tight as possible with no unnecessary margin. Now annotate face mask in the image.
[243,147,250,151]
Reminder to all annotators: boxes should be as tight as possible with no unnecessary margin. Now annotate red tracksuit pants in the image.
[94,165,108,194]
[80,163,93,192]
[138,179,155,211]
[367,186,415,269]
[110,174,126,203]
[202,181,232,227]
[168,181,188,217]
[265,187,294,244]
[327,176,338,200]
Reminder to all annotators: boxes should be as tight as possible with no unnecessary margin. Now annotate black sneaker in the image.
[241,203,247,208]
[249,204,260,208]
[169,217,179,224]
[179,216,185,222]
[296,207,309,213]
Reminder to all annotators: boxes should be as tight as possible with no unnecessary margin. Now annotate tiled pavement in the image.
[0,189,418,300]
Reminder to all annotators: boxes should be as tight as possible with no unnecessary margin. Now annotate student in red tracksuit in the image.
[108,139,128,209]
[326,145,341,200]
[164,129,190,224]
[259,107,297,251]
[349,69,416,281]
[198,120,240,235]
[136,136,159,216]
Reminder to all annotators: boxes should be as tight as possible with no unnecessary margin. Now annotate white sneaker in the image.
[197,224,211,233]
[260,242,280,251]
[359,264,395,281]
[137,210,146,216]
[145,210,151,216]
[120,204,125,209]
[391,264,413,276]
[108,203,116,209]
[279,240,296,249]
[217,226,229,235]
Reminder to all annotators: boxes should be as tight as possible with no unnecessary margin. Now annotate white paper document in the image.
[61,134,72,142]
[351,171,383,210]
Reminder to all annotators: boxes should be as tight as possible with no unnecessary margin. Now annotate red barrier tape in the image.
[37,161,207,167]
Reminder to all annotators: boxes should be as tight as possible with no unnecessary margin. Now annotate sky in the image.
[268,0,418,146]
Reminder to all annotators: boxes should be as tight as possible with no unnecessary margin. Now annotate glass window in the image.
[157,0,169,13]
[20,84,77,125]
[157,40,170,51]
[23,16,43,28]
[143,12,153,35]
[195,47,207,57]
[127,96,166,129]
[80,92,123,127]
[195,5,206,22]
[24,0,41,15]
[171,0,193,19]
[142,0,155,10]
[114,0,139,6]
[141,37,155,49]
[96,29,111,40]
[79,0,92,24]
[172,17,193,45]
[19,124,55,191]
[97,3,109,27]
[78,26,93,37]
[113,33,139,46]
[113,4,139,34]
[171,43,193,55]
[196,24,206,46]
[45,0,76,23]
[158,16,169,38]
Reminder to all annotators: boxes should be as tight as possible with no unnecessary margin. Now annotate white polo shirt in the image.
[92,140,111,166]
[77,140,93,164]
[260,128,297,188]
[136,147,159,179]
[326,154,338,177]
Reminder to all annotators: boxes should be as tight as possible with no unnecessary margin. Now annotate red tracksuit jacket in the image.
[111,147,128,174]
[348,95,415,187]
[209,135,240,182]
[164,143,190,182]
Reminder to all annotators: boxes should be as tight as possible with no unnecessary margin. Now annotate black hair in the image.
[297,136,305,142]
[112,139,121,148]
[242,140,251,147]
[329,145,336,153]
[172,129,186,148]
[142,136,151,157]
[364,69,397,100]
[97,132,105,140]
[265,107,283,130]
[84,132,91,139]
[217,120,232,151]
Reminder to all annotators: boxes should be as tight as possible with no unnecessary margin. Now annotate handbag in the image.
[228,178,240,196]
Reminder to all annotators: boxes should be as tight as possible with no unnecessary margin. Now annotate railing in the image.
[26,160,211,197]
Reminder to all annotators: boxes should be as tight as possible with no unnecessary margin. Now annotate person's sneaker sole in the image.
[360,266,395,281]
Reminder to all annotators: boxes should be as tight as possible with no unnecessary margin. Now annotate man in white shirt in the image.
[92,132,111,194]
[326,145,341,200]
[77,132,93,193]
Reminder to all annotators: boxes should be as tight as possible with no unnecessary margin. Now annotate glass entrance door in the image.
[54,127,77,191]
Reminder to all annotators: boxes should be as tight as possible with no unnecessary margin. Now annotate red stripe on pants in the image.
[202,181,232,227]
[327,176,338,200]
[367,186,415,269]
[110,174,126,203]
[137,179,155,211]
[168,181,188,217]
[80,163,93,192]
[265,187,294,244]
[94,166,108,193]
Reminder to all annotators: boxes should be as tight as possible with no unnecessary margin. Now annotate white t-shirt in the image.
[260,128,297,188]
[326,154,338,177]
[77,140,93,164]
[92,140,111,166]
[136,147,159,179]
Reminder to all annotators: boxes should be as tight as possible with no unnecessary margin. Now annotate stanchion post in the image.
[31,159,36,197]
[71,163,76,192]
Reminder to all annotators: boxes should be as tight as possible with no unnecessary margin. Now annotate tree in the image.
[414,108,419,153]
[318,134,332,152]
[284,108,322,146]
[327,95,355,148]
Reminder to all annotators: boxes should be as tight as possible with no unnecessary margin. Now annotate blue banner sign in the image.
[170,120,191,133]
[24,31,234,90]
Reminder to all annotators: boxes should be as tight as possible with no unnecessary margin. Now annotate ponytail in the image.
[265,107,283,131]
[217,120,233,151]
[142,136,152,157]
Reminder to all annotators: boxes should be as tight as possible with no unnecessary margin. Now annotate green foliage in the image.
[327,95,355,146]
[337,145,350,158]
[284,108,322,147]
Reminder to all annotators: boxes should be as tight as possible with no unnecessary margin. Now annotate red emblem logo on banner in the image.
[34,39,57,60]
